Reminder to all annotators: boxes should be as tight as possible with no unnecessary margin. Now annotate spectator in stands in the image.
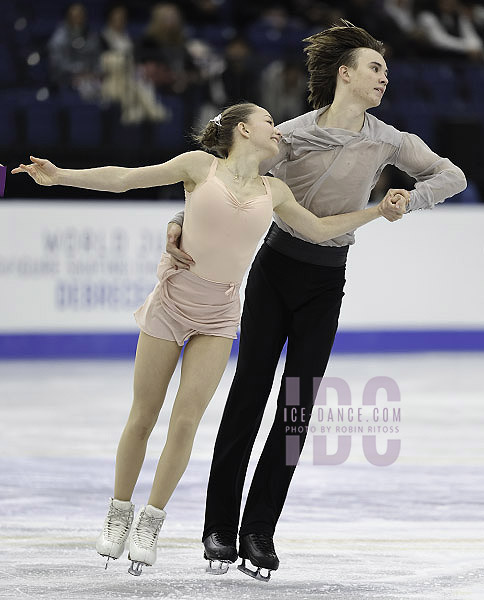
[181,0,224,26]
[246,5,307,61]
[384,0,417,33]
[220,37,261,105]
[135,2,200,95]
[260,57,308,123]
[461,0,484,44]
[100,4,133,57]
[183,36,226,126]
[304,1,345,35]
[47,2,102,101]
[344,0,422,57]
[231,0,267,29]
[382,0,425,57]
[416,0,484,60]
[343,0,386,37]
[189,36,260,132]
[100,4,167,123]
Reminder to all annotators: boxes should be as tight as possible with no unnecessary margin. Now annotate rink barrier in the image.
[1,330,484,359]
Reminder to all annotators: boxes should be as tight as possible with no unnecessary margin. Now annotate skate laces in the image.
[250,533,276,555]
[213,531,236,548]
[104,505,133,542]
[133,510,164,549]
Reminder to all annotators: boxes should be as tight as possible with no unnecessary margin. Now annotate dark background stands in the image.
[1,0,482,202]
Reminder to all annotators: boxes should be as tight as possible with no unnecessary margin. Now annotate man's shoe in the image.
[237,533,279,582]
[203,532,238,575]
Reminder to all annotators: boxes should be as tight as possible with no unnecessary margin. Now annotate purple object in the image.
[0,165,6,197]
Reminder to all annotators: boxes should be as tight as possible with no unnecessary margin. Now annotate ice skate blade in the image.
[128,560,146,576]
[205,559,230,575]
[97,554,116,570]
[237,558,271,582]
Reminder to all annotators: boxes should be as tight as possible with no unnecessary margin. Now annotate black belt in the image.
[264,222,348,267]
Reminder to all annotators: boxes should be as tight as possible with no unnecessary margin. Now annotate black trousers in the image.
[202,240,346,540]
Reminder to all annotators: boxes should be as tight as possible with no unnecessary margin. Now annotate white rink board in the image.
[341,205,484,329]
[0,201,178,332]
[0,202,483,333]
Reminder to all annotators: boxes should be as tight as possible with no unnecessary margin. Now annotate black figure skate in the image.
[237,533,279,582]
[203,532,238,575]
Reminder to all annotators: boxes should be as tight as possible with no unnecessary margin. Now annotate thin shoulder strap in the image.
[207,155,219,179]
[187,155,218,194]
[260,175,272,200]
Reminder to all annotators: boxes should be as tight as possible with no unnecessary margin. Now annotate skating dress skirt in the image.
[134,156,274,346]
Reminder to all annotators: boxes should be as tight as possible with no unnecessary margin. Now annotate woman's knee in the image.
[126,410,159,441]
[169,412,202,441]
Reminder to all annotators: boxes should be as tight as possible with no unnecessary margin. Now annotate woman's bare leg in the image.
[114,331,182,501]
[147,334,233,509]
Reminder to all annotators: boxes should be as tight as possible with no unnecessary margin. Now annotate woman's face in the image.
[245,106,282,157]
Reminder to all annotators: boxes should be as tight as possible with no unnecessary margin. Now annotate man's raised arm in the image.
[394,132,467,211]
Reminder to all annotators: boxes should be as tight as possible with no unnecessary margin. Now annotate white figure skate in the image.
[96,498,134,569]
[128,504,166,576]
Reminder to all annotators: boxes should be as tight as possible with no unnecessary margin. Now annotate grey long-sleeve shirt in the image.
[170,106,467,247]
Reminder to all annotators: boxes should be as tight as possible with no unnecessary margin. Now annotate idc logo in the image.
[284,376,401,467]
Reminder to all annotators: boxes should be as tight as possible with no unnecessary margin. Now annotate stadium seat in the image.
[0,105,17,149]
[0,44,18,87]
[109,119,144,153]
[246,22,306,62]
[384,61,418,100]
[24,99,62,147]
[195,24,237,49]
[417,62,458,107]
[461,65,484,114]
[151,95,185,149]
[393,99,436,146]
[65,104,103,148]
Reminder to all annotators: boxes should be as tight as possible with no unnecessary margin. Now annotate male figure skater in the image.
[166,21,466,581]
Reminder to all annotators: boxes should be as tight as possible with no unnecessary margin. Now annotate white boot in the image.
[96,498,134,567]
[128,504,166,576]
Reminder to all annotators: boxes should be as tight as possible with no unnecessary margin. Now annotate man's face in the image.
[346,47,389,108]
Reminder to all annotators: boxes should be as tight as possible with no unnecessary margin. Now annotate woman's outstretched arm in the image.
[11,150,210,193]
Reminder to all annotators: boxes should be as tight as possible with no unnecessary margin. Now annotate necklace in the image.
[224,161,259,182]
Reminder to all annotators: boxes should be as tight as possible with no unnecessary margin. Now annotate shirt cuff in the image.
[168,210,184,227]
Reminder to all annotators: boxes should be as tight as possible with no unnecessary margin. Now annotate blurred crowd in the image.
[8,0,484,126]
[2,0,484,201]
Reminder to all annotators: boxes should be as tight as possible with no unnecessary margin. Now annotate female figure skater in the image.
[12,102,405,576]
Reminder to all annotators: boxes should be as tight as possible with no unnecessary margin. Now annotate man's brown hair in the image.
[303,20,385,109]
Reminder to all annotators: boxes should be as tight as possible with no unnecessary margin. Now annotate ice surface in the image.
[1,353,483,599]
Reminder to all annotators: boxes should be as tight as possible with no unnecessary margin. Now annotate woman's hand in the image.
[11,156,59,186]
[378,188,410,222]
